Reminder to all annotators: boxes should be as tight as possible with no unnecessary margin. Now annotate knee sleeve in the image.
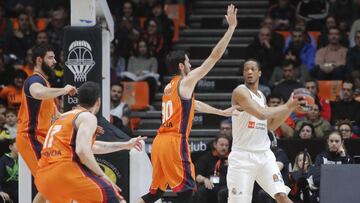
[176,190,193,203]
[142,189,165,203]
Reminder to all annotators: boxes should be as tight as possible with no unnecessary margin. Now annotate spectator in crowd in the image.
[329,0,354,27]
[4,12,36,60]
[289,151,313,203]
[110,83,131,128]
[347,30,360,88]
[273,60,303,100]
[304,79,331,121]
[114,10,141,59]
[35,31,49,45]
[295,102,332,138]
[219,119,232,138]
[317,16,349,48]
[0,4,13,48]
[121,1,140,31]
[0,139,18,203]
[296,122,316,139]
[284,27,316,72]
[148,2,174,50]
[125,39,159,103]
[260,16,285,50]
[284,18,317,47]
[21,48,33,76]
[254,132,290,203]
[331,80,360,128]
[307,131,353,202]
[314,27,348,80]
[349,19,360,48]
[136,0,156,17]
[0,104,6,129]
[267,94,295,138]
[245,26,283,84]
[3,0,32,17]
[3,109,17,139]
[143,18,164,60]
[336,119,359,139]
[195,134,230,203]
[110,42,126,84]
[267,0,296,30]
[46,9,66,52]
[270,47,311,87]
[0,69,27,109]
[296,0,330,30]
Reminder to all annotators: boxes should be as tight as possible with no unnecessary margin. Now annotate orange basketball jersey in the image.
[38,108,89,168]
[158,76,195,137]
[17,73,58,138]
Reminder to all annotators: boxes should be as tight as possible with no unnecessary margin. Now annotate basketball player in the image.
[35,81,145,203]
[16,43,76,203]
[136,4,238,203]
[227,59,303,203]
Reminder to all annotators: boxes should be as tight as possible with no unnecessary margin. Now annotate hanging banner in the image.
[63,26,102,112]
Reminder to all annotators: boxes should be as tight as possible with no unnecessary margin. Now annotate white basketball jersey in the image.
[232,85,270,151]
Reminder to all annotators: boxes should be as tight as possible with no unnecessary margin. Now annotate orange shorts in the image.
[35,161,123,203]
[16,133,44,175]
[150,133,196,193]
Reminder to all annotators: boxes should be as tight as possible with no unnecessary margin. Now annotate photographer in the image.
[195,134,230,203]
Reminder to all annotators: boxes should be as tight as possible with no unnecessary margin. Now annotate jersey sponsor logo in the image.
[247,121,266,130]
[162,121,173,128]
[65,40,95,82]
[41,149,62,157]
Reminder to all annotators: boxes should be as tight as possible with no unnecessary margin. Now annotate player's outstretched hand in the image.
[225,4,237,29]
[0,191,10,202]
[63,84,77,96]
[127,136,147,151]
[220,105,240,117]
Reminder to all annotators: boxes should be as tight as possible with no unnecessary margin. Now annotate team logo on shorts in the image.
[65,40,96,82]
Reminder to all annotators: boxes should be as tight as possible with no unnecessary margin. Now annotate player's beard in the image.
[41,61,55,80]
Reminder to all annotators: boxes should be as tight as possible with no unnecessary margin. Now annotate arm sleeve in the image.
[24,75,46,98]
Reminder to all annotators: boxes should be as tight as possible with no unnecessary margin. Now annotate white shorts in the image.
[226,149,290,203]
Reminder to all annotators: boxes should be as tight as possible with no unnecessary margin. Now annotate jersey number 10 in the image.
[162,101,173,124]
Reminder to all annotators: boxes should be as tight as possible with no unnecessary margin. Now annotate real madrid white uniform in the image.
[227,84,290,203]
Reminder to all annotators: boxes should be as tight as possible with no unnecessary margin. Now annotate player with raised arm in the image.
[227,59,303,203]
[136,4,238,203]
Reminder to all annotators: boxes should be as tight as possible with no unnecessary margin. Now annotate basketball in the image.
[292,88,315,113]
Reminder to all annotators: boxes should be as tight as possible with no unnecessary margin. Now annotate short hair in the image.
[78,81,101,108]
[214,134,231,144]
[305,79,319,90]
[335,119,353,131]
[282,59,294,68]
[267,93,284,102]
[166,50,186,75]
[244,58,261,70]
[343,80,355,91]
[32,43,55,63]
